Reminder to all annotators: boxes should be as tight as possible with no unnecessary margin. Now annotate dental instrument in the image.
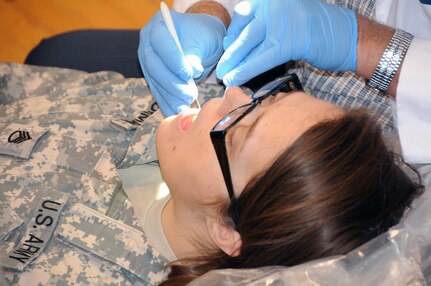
[160,1,201,109]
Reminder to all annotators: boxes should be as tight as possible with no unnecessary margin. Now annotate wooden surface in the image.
[0,0,173,63]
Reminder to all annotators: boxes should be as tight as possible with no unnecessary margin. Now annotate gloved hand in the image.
[138,10,226,116]
[216,0,358,87]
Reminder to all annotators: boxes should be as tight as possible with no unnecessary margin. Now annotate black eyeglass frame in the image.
[210,73,303,201]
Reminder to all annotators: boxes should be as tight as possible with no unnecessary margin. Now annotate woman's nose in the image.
[218,87,252,116]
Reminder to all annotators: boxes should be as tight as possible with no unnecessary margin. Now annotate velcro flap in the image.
[0,123,48,159]
[55,203,168,284]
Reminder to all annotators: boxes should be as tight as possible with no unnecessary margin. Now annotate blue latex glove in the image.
[138,10,226,116]
[216,0,358,87]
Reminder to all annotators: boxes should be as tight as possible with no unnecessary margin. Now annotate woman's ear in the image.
[206,217,242,257]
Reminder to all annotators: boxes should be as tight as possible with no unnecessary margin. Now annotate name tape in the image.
[0,191,69,271]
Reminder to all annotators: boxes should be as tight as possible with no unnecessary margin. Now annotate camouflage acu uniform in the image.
[0,63,224,285]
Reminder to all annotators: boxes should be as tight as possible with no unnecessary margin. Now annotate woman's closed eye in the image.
[228,110,264,156]
[260,95,277,106]
[225,92,285,157]
[225,126,242,157]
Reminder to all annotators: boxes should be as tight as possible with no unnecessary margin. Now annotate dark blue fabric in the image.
[420,0,431,4]
[25,29,143,78]
[24,29,290,88]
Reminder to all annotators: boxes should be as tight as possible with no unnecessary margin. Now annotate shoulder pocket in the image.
[55,204,168,285]
[0,123,48,159]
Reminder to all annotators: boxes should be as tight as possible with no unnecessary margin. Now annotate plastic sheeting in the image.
[191,164,431,286]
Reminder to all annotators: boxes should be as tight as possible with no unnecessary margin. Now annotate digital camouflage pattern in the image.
[0,63,225,285]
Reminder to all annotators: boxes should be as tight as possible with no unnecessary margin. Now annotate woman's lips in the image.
[178,109,199,132]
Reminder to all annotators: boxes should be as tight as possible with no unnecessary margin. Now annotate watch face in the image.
[419,0,431,4]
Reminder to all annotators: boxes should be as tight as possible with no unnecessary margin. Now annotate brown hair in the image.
[160,109,423,285]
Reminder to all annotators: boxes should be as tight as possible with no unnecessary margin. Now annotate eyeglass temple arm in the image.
[211,132,236,200]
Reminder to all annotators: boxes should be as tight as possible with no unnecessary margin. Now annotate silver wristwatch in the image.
[368,29,414,93]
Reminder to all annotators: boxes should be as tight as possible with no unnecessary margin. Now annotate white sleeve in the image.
[396,37,431,164]
[375,0,431,39]
[173,0,240,15]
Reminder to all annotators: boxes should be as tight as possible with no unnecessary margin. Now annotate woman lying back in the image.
[156,74,423,285]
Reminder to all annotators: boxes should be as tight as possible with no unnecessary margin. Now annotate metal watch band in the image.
[368,29,414,93]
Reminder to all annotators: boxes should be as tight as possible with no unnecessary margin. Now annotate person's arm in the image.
[356,14,431,99]
[355,15,431,163]
[173,0,239,16]
[186,0,231,27]
[355,15,398,96]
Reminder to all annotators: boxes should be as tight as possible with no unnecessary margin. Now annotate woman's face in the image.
[156,87,344,208]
